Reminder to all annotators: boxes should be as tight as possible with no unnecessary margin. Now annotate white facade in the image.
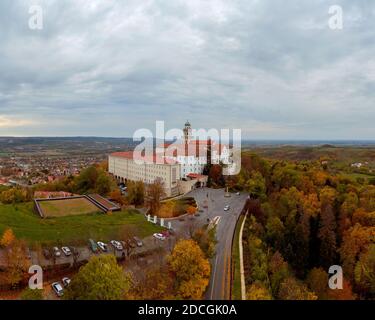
[108,153,180,197]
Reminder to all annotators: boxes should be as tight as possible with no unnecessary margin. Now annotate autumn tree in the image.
[268,251,290,297]
[338,192,359,238]
[247,282,272,300]
[186,205,197,216]
[146,178,165,215]
[117,224,140,257]
[339,224,375,280]
[245,171,267,201]
[127,180,145,206]
[208,164,224,186]
[306,268,329,300]
[130,266,174,300]
[63,255,132,300]
[192,227,217,259]
[167,239,210,299]
[326,278,355,300]
[278,277,317,300]
[0,228,15,247]
[354,244,375,297]
[108,189,126,206]
[20,288,44,300]
[318,202,337,268]
[4,239,29,287]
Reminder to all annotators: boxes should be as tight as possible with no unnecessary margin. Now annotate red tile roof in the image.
[110,151,177,165]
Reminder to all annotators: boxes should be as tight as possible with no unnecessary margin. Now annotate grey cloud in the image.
[0,0,374,138]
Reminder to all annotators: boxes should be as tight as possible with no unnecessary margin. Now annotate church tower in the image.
[183,120,192,144]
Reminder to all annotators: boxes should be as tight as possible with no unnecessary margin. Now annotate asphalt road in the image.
[185,188,248,300]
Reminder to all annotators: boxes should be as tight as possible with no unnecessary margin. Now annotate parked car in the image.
[53,247,61,257]
[62,277,71,287]
[43,248,51,260]
[97,241,108,252]
[52,282,64,297]
[110,240,123,251]
[61,247,72,256]
[236,192,240,195]
[88,239,98,253]
[153,233,166,241]
[161,230,170,238]
[224,205,230,211]
[133,237,143,247]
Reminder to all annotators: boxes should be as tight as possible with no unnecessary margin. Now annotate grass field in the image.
[0,203,162,246]
[232,215,245,300]
[38,197,101,217]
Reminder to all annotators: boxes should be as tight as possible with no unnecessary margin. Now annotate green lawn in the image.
[38,197,100,217]
[0,203,162,246]
[231,215,245,300]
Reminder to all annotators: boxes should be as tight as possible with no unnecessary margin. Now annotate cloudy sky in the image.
[0,0,374,139]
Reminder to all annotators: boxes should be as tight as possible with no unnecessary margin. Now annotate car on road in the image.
[236,192,240,195]
[97,241,108,252]
[133,237,143,247]
[43,248,51,260]
[224,205,230,211]
[52,282,64,297]
[88,239,98,253]
[53,247,61,257]
[153,233,166,241]
[110,240,123,251]
[161,230,170,238]
[62,277,71,287]
[61,247,72,256]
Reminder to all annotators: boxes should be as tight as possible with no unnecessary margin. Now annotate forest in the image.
[227,151,375,300]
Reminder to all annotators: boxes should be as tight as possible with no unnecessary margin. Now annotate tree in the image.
[306,268,329,300]
[318,202,337,268]
[146,178,165,215]
[130,266,174,300]
[192,227,217,259]
[167,239,210,299]
[4,239,29,287]
[352,208,375,227]
[339,224,375,279]
[63,255,132,300]
[95,173,112,195]
[208,164,223,186]
[268,251,290,297]
[339,192,359,238]
[117,224,140,257]
[326,278,355,300]
[278,277,317,300]
[109,189,126,206]
[0,228,15,247]
[247,282,272,300]
[266,217,285,252]
[245,171,267,201]
[354,244,375,297]
[20,288,44,300]
[186,205,197,216]
[127,181,145,206]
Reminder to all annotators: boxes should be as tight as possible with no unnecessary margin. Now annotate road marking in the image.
[210,255,219,300]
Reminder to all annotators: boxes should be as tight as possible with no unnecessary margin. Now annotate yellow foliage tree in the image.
[167,239,210,299]
[247,282,272,300]
[0,228,15,247]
